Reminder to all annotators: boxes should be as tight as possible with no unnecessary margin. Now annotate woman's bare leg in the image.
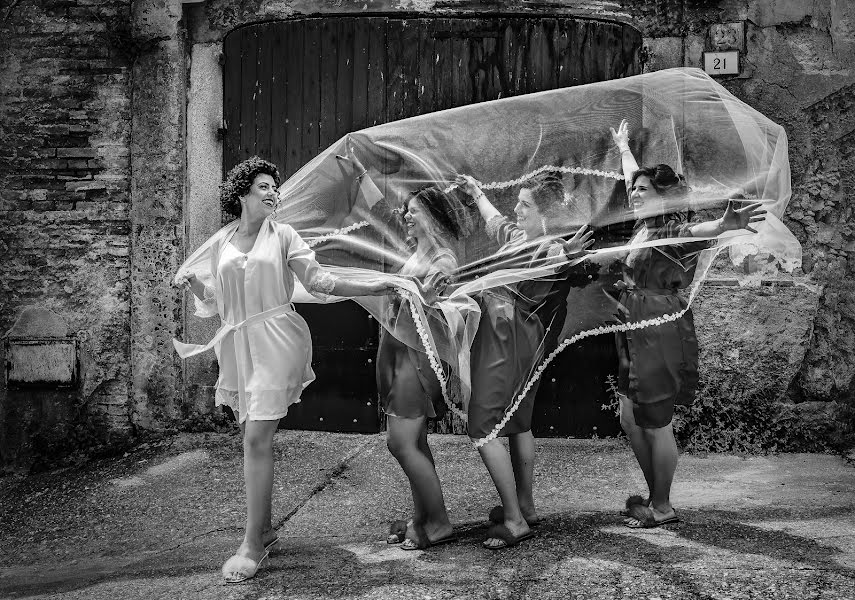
[641,423,678,517]
[619,395,654,497]
[239,420,278,545]
[387,415,452,541]
[508,431,537,523]
[478,439,531,548]
[232,419,280,563]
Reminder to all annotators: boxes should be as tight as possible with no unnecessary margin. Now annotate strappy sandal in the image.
[262,529,281,553]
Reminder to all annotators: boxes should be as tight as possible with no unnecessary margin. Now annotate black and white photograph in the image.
[1,1,854,598]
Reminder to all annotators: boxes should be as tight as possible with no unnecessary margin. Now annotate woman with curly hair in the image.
[609,120,766,528]
[338,148,471,550]
[174,156,395,582]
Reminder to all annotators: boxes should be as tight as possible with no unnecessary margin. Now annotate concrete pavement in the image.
[1,431,854,599]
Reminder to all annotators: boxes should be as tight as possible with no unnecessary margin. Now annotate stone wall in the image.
[1,0,852,470]
[0,0,135,469]
[624,0,855,434]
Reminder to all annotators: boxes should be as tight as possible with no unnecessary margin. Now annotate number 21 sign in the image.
[703,51,740,76]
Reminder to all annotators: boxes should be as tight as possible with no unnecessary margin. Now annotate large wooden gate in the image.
[222,16,642,435]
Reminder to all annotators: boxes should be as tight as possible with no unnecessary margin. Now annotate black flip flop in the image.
[625,504,680,528]
[401,522,458,551]
[483,523,536,550]
[488,505,541,527]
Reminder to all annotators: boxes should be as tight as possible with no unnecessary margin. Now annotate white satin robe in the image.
[175,219,335,423]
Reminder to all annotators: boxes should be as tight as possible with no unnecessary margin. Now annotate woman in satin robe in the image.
[174,157,395,582]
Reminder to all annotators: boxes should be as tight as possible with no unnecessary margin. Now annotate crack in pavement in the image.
[0,437,379,591]
[144,435,378,556]
[272,435,376,530]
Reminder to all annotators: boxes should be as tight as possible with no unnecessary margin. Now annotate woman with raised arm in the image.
[608,120,766,528]
[173,157,395,583]
[456,173,593,550]
[338,149,472,550]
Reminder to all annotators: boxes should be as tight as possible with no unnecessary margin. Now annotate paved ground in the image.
[1,432,854,599]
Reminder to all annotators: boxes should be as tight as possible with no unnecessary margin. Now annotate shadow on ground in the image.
[1,432,853,599]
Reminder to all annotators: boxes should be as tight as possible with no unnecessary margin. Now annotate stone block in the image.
[642,36,684,72]
[5,339,77,386]
[57,148,98,158]
[694,281,821,401]
[65,180,107,192]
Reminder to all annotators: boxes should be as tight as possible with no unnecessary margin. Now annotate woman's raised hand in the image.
[609,119,630,151]
[721,201,767,234]
[561,224,595,259]
[413,271,449,305]
[454,174,482,198]
[335,145,367,178]
[173,272,197,289]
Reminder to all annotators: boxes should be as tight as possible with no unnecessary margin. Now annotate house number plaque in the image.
[703,51,740,76]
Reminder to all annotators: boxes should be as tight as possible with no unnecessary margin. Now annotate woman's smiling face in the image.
[629,174,661,213]
[240,173,279,218]
[404,197,431,242]
[514,188,544,239]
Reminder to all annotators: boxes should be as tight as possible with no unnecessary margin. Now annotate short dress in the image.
[467,216,560,440]
[377,247,458,420]
[616,215,709,429]
[205,220,336,423]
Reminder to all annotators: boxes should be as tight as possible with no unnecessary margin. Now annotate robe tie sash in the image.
[172,302,297,359]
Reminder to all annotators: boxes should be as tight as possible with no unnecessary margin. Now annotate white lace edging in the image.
[444,165,624,194]
[310,270,338,294]
[297,165,620,250]
[305,221,370,248]
[485,215,507,239]
[400,289,468,422]
[470,257,714,448]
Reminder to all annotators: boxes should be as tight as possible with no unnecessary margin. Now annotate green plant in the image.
[674,379,848,454]
[602,374,621,419]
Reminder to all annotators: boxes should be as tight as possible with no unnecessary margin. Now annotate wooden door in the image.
[222,16,641,435]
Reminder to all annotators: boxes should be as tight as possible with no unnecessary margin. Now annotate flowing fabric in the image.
[174,67,800,445]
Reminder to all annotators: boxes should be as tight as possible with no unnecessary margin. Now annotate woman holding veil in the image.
[338,149,474,550]
[173,157,395,582]
[456,173,593,549]
[608,120,767,528]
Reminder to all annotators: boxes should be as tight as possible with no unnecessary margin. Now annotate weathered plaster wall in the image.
[0,0,134,468]
[3,0,853,469]
[184,42,223,416]
[622,0,855,425]
[128,0,187,430]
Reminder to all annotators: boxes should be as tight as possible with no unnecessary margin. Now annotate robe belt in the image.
[172,303,296,359]
[614,280,678,296]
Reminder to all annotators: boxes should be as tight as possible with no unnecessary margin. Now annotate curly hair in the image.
[220,156,281,217]
[406,185,476,241]
[630,164,688,198]
[521,173,566,212]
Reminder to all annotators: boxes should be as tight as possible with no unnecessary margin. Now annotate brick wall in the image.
[0,0,134,437]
